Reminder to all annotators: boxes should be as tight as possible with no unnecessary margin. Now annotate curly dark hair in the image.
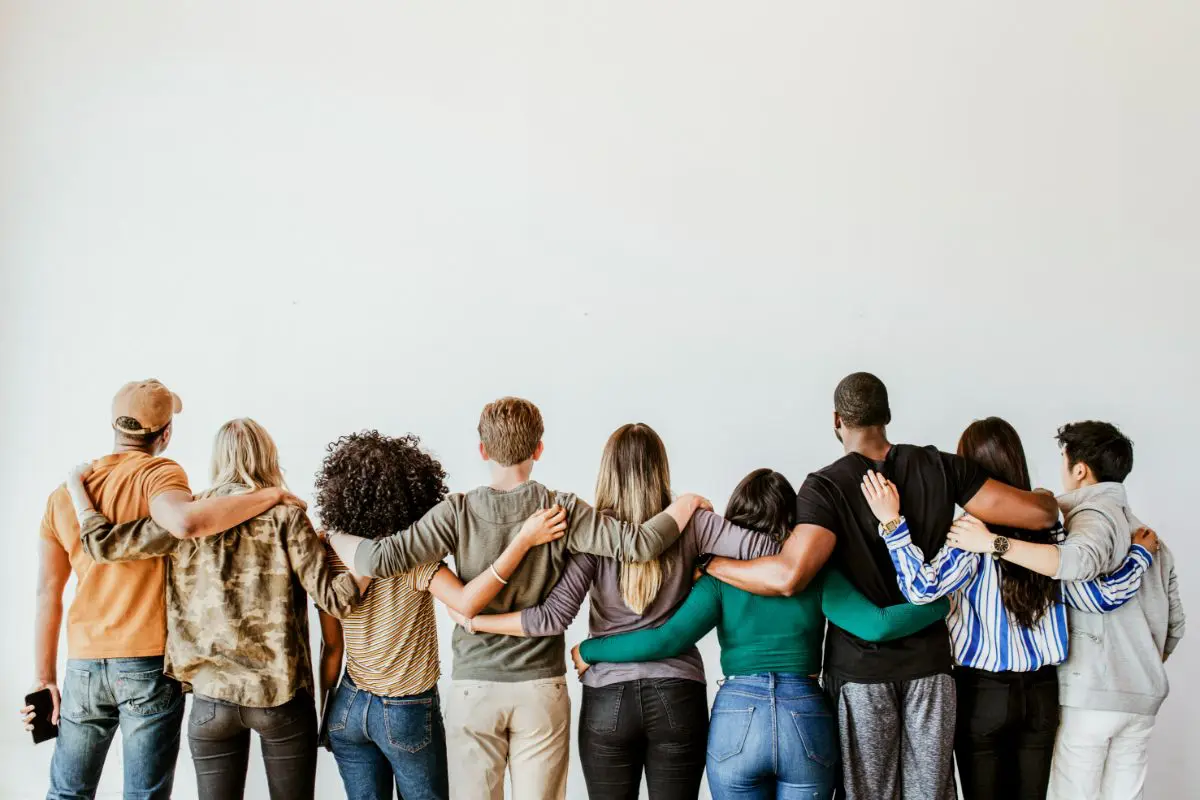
[314,431,449,540]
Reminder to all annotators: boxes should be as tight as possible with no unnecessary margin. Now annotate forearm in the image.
[440,567,512,618]
[154,489,282,539]
[470,611,528,637]
[884,525,976,603]
[568,507,682,563]
[32,594,63,684]
[707,524,834,598]
[706,554,797,597]
[318,645,343,695]
[1002,539,1063,579]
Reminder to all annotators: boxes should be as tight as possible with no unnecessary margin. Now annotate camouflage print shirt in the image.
[78,484,362,708]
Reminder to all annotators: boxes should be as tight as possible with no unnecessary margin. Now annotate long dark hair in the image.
[957,417,1058,627]
[725,468,796,541]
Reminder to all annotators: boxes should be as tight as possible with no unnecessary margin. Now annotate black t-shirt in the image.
[795,443,988,682]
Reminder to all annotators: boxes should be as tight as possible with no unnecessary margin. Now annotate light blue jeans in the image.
[705,674,838,799]
[47,656,184,800]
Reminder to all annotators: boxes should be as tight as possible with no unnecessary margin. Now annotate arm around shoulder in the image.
[963,479,1059,531]
[706,524,835,597]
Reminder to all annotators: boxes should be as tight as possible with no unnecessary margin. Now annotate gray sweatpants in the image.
[827,673,957,800]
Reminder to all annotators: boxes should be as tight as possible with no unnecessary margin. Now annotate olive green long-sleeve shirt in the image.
[355,480,682,681]
[80,484,361,707]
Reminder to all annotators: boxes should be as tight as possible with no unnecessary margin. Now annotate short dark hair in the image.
[315,431,449,540]
[724,468,796,541]
[115,424,168,450]
[834,372,891,428]
[1056,421,1134,483]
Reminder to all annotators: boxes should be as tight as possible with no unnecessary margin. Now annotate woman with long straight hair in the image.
[62,420,563,800]
[454,423,779,799]
[860,416,1157,800]
[569,467,948,799]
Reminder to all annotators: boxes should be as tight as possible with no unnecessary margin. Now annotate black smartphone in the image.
[24,688,58,744]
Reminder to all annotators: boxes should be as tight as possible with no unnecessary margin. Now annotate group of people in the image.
[20,373,1184,800]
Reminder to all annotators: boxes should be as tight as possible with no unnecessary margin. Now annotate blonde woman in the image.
[453,423,780,800]
[61,419,561,800]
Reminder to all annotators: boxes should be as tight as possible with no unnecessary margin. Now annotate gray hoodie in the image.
[1055,482,1186,716]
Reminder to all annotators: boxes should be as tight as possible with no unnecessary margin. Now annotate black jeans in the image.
[953,665,1060,800]
[188,691,318,800]
[578,678,709,800]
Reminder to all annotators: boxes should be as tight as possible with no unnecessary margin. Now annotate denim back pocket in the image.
[706,707,754,762]
[328,684,357,734]
[61,667,92,722]
[117,668,181,718]
[582,683,624,735]
[789,709,838,768]
[382,696,433,753]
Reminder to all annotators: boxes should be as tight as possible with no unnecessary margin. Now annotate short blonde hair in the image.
[478,397,544,466]
[210,418,286,491]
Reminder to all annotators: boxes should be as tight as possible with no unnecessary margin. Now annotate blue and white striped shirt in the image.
[881,519,1152,672]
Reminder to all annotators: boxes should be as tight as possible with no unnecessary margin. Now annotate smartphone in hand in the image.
[24,688,58,744]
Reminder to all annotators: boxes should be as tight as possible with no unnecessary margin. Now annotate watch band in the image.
[696,553,716,576]
[881,517,904,535]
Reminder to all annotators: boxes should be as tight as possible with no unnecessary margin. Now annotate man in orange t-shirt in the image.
[22,380,302,800]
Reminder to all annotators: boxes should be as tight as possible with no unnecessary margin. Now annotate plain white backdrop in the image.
[1,2,1197,798]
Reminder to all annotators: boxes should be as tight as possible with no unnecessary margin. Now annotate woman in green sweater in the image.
[571,469,948,800]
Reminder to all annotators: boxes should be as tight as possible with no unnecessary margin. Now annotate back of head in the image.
[315,430,449,540]
[957,416,1056,627]
[724,468,796,541]
[112,378,183,453]
[210,418,285,491]
[478,397,544,467]
[1057,420,1134,483]
[595,423,672,615]
[957,417,1032,491]
[834,372,891,429]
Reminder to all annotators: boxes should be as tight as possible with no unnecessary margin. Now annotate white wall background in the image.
[2,2,1197,798]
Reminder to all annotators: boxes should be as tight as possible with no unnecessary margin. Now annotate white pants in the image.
[1047,707,1157,800]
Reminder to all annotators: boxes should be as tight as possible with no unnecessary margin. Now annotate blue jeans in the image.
[705,674,838,800]
[328,674,448,800]
[48,656,184,800]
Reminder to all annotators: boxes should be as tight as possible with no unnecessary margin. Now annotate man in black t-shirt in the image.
[704,373,1058,800]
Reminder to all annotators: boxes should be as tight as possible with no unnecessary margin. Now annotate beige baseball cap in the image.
[111,379,183,435]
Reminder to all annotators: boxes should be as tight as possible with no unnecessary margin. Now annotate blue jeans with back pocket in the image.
[327,673,448,800]
[48,656,184,800]
[705,674,838,800]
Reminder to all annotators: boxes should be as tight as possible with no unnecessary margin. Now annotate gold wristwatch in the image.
[881,517,904,535]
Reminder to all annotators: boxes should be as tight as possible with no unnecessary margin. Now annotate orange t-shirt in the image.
[40,451,191,659]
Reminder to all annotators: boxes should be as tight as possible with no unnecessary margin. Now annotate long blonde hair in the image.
[595,423,672,615]
[210,418,286,491]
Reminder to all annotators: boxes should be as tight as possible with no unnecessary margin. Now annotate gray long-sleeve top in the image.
[520,509,781,687]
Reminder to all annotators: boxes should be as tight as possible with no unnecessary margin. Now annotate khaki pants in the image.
[446,677,571,800]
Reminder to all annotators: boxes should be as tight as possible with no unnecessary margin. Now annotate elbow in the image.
[1037,502,1058,529]
[775,568,807,598]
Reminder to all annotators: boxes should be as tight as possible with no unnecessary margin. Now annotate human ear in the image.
[479,442,488,462]
[532,441,544,462]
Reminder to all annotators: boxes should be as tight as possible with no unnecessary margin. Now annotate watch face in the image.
[994,536,1010,555]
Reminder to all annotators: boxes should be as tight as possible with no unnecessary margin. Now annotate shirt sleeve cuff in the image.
[880,518,913,550]
[1129,544,1153,567]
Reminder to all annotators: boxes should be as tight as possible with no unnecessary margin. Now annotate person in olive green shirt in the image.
[573,469,947,799]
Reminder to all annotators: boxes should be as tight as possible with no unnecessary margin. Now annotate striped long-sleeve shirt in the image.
[881,518,1152,672]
